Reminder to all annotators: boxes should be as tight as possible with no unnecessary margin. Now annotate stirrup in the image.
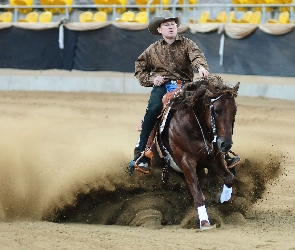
[133,149,152,174]
[225,150,241,169]
[135,161,151,174]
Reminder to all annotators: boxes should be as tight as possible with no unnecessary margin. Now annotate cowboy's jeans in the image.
[135,85,167,158]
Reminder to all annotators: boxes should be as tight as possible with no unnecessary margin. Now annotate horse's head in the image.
[169,75,239,153]
[203,77,239,153]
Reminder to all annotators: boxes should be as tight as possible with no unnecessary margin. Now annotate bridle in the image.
[192,94,223,155]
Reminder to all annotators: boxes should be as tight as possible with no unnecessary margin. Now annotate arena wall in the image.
[0,69,294,101]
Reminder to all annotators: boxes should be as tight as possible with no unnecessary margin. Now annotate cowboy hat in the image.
[148,10,181,35]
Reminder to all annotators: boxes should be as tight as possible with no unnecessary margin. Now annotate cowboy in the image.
[128,10,238,173]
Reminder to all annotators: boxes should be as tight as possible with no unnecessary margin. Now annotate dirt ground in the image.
[0,90,294,250]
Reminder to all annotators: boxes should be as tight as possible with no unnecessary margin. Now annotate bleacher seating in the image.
[39,0,56,13]
[232,10,253,22]
[134,11,147,23]
[207,10,227,22]
[178,0,198,10]
[134,0,160,13]
[79,11,93,22]
[39,10,52,22]
[0,1,294,23]
[52,0,73,14]
[232,0,278,12]
[0,11,13,22]
[249,10,261,23]
[263,0,275,12]
[115,10,135,22]
[276,0,292,12]
[197,11,210,23]
[93,0,112,13]
[10,0,34,14]
[268,10,290,23]
[39,0,73,14]
[110,0,126,13]
[93,11,107,21]
[17,11,38,21]
[232,0,248,11]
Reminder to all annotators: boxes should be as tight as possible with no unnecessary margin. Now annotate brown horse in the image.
[128,75,240,231]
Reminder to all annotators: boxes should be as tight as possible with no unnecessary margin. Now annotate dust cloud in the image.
[0,92,285,228]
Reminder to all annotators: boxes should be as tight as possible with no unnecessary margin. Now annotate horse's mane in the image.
[170,75,239,110]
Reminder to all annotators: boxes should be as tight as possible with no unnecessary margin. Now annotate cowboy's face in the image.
[157,20,177,39]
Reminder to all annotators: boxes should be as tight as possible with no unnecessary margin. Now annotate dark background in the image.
[0,26,294,76]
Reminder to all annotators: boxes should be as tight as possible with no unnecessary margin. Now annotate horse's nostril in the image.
[221,141,232,152]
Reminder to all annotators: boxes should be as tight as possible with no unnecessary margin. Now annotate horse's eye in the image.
[214,109,222,116]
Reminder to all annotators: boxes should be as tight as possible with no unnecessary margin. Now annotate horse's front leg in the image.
[212,152,235,204]
[180,154,215,231]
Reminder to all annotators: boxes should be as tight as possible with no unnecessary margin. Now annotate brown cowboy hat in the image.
[148,10,181,35]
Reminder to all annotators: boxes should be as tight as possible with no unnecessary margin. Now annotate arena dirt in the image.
[0,91,294,249]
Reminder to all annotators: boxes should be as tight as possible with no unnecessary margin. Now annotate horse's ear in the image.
[234,82,240,93]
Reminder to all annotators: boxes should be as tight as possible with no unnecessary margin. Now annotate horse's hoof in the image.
[200,224,216,231]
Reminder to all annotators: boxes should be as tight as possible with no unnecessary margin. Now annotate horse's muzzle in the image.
[219,140,232,152]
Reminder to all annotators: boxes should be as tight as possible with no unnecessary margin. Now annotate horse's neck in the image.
[191,104,213,140]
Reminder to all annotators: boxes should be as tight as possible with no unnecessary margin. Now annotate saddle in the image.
[134,80,184,175]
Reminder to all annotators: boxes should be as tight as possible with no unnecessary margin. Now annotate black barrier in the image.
[0,26,294,76]
[0,27,77,70]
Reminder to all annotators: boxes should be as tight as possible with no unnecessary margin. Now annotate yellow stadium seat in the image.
[134,0,146,12]
[249,10,261,23]
[259,0,275,12]
[0,12,13,22]
[52,0,72,14]
[247,0,261,11]
[116,11,135,22]
[39,0,56,14]
[13,0,33,14]
[268,11,290,23]
[276,0,292,12]
[207,11,227,22]
[134,11,148,23]
[79,11,93,22]
[232,10,253,22]
[196,11,210,23]
[134,0,160,13]
[17,11,38,22]
[93,0,112,14]
[162,0,169,10]
[92,11,107,22]
[39,11,52,22]
[178,0,198,10]
[109,0,126,13]
[232,0,248,11]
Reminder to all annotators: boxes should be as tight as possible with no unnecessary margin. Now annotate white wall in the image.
[0,69,294,101]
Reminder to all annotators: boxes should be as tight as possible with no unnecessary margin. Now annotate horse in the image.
[127,75,240,231]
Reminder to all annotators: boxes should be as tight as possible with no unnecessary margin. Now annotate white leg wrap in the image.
[220,184,232,203]
[197,205,209,226]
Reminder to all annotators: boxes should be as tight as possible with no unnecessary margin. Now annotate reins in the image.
[192,94,223,155]
[192,109,211,154]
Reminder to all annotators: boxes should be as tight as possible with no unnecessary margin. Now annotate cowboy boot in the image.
[127,151,150,175]
[225,153,240,167]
